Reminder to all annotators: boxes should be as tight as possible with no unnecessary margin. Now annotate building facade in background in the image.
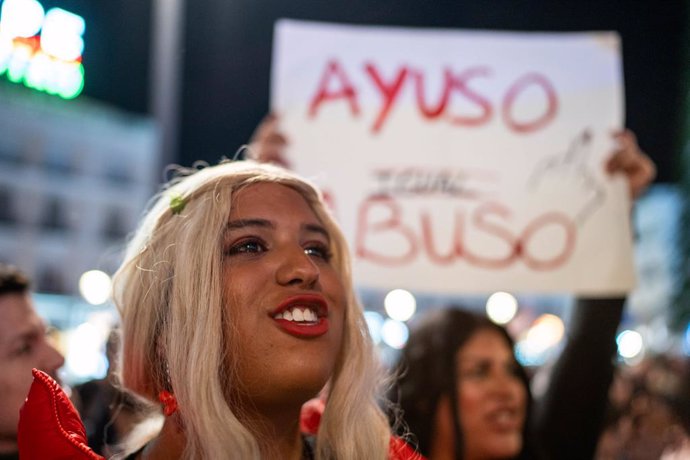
[0,84,158,295]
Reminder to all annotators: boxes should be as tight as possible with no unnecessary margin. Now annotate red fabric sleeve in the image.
[18,368,105,460]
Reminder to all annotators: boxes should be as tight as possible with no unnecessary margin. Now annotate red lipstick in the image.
[271,294,329,338]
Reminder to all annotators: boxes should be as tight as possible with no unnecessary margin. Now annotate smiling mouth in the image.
[486,408,523,431]
[271,295,329,337]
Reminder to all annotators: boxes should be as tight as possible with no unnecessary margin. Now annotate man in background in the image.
[0,263,64,460]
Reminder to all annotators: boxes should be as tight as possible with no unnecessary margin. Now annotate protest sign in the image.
[271,19,634,295]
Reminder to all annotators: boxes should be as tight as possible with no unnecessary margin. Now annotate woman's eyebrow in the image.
[225,219,330,241]
[458,355,491,363]
[226,218,275,231]
[303,223,330,241]
[4,327,39,349]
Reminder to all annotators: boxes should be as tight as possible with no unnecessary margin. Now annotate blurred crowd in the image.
[595,354,690,460]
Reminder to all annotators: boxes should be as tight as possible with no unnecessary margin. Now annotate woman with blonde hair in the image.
[16,159,419,460]
[106,159,417,459]
[19,161,421,460]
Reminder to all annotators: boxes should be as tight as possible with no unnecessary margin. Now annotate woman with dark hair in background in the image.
[395,309,536,460]
[394,300,629,460]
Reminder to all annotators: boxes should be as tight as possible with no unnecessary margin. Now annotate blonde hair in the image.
[112,160,391,459]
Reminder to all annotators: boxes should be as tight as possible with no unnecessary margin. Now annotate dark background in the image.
[32,0,690,183]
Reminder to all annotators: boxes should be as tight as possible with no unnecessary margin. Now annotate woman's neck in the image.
[140,406,304,460]
[140,417,185,460]
[246,404,304,460]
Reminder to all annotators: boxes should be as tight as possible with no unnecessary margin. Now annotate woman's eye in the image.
[469,368,487,378]
[462,364,489,379]
[304,243,332,262]
[226,239,266,256]
[14,343,32,356]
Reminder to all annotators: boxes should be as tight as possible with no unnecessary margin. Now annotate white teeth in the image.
[275,307,318,323]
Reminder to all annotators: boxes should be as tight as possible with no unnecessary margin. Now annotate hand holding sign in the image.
[247,113,291,168]
[607,129,656,199]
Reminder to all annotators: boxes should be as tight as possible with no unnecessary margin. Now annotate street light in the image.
[78,270,111,305]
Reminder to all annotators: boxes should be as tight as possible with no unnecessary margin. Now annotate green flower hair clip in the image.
[169,192,187,215]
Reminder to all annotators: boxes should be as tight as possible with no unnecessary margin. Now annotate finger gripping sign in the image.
[271,19,635,295]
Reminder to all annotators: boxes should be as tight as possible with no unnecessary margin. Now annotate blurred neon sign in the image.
[0,0,85,99]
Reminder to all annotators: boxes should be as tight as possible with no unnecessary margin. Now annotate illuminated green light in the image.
[23,49,49,90]
[0,37,12,74]
[0,2,85,99]
[57,62,84,99]
[21,55,83,99]
[2,43,84,99]
[7,59,25,82]
[6,41,30,82]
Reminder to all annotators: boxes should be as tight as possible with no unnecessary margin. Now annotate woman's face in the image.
[221,182,345,410]
[455,328,527,460]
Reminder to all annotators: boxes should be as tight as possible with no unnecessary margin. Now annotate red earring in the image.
[158,390,178,416]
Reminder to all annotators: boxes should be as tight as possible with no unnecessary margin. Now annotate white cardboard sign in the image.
[271,19,634,295]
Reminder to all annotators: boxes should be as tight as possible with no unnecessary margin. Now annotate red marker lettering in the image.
[364,63,409,133]
[461,201,519,269]
[448,67,493,127]
[502,72,558,133]
[355,196,418,266]
[309,59,360,118]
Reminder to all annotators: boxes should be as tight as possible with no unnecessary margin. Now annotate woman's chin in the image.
[487,435,523,459]
[239,369,331,409]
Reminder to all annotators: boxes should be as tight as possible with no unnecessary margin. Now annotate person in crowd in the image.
[0,263,64,460]
[108,160,418,459]
[595,355,690,460]
[249,115,656,460]
[395,309,536,459]
[395,299,625,460]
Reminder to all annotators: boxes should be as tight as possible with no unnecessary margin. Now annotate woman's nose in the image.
[489,371,522,398]
[275,246,320,288]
